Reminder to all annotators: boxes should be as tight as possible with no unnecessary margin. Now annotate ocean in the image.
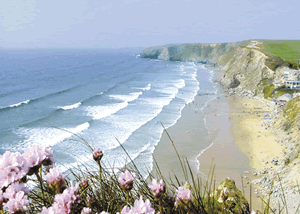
[0,48,218,179]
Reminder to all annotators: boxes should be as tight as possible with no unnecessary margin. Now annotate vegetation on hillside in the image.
[283,96,300,130]
[259,40,300,70]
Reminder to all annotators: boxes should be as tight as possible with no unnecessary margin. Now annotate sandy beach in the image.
[151,66,286,212]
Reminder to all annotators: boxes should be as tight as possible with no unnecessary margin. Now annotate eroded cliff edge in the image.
[140,40,284,98]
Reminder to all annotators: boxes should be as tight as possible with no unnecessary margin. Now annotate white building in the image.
[283,68,300,89]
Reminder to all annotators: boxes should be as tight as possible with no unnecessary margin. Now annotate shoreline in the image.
[151,63,262,211]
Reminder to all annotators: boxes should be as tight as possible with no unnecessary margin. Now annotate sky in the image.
[0,0,299,49]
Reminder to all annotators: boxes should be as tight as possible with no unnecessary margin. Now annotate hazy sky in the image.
[0,0,298,48]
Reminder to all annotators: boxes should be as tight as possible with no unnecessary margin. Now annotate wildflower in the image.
[3,191,30,213]
[81,207,92,214]
[45,168,66,194]
[119,206,132,214]
[251,211,257,214]
[23,145,55,175]
[221,188,229,202]
[93,148,103,162]
[52,182,79,214]
[148,178,165,197]
[100,211,109,214]
[175,186,191,206]
[118,170,135,191]
[183,181,191,190]
[40,206,55,214]
[0,151,28,189]
[176,186,191,201]
[131,196,155,214]
[86,196,93,207]
[80,179,89,189]
[3,182,29,199]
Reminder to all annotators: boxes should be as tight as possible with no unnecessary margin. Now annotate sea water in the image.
[0,48,218,178]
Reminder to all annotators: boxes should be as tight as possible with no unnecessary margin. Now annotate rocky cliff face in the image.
[140,41,284,98]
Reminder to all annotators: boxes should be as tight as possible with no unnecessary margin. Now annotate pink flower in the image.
[119,196,155,214]
[221,188,229,201]
[131,196,155,214]
[118,170,135,191]
[40,207,55,214]
[23,145,55,175]
[148,178,165,197]
[3,182,29,199]
[81,207,92,214]
[0,151,28,189]
[93,148,103,162]
[120,206,132,214]
[80,179,88,189]
[175,186,191,206]
[3,191,30,213]
[86,196,93,207]
[45,168,66,194]
[52,182,79,214]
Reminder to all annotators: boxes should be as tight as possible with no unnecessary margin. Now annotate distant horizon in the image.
[2,39,300,50]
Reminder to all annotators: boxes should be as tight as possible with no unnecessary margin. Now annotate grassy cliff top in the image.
[258,40,300,62]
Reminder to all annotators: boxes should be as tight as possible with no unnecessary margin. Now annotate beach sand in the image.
[151,82,259,210]
[228,95,284,172]
[151,74,285,212]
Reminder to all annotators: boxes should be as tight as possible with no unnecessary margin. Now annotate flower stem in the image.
[35,168,46,206]
[159,199,162,213]
[97,161,102,179]
[126,191,129,205]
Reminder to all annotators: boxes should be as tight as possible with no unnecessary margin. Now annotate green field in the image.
[259,40,300,62]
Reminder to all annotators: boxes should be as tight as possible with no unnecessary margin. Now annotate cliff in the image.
[140,40,285,98]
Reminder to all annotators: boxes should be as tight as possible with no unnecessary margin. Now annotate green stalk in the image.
[35,168,46,206]
[126,191,129,205]
[97,161,102,180]
[159,199,162,213]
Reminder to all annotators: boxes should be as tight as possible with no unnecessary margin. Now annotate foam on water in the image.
[85,91,143,120]
[0,99,31,110]
[9,100,30,107]
[133,83,151,91]
[109,91,143,102]
[58,102,81,110]
[14,122,90,150]
[85,102,128,120]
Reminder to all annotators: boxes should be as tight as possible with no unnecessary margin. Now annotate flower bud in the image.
[93,149,103,162]
[184,181,191,190]
[80,180,89,189]
[86,196,93,207]
[221,188,229,201]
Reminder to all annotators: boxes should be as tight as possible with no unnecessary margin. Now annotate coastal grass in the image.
[274,87,295,98]
[283,96,300,130]
[263,85,275,99]
[260,40,300,62]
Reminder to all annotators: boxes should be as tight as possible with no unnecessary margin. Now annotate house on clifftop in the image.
[283,68,300,89]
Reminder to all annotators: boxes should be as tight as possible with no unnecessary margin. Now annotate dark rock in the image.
[229,75,240,88]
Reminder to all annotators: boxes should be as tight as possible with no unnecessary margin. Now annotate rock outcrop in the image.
[140,40,283,98]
